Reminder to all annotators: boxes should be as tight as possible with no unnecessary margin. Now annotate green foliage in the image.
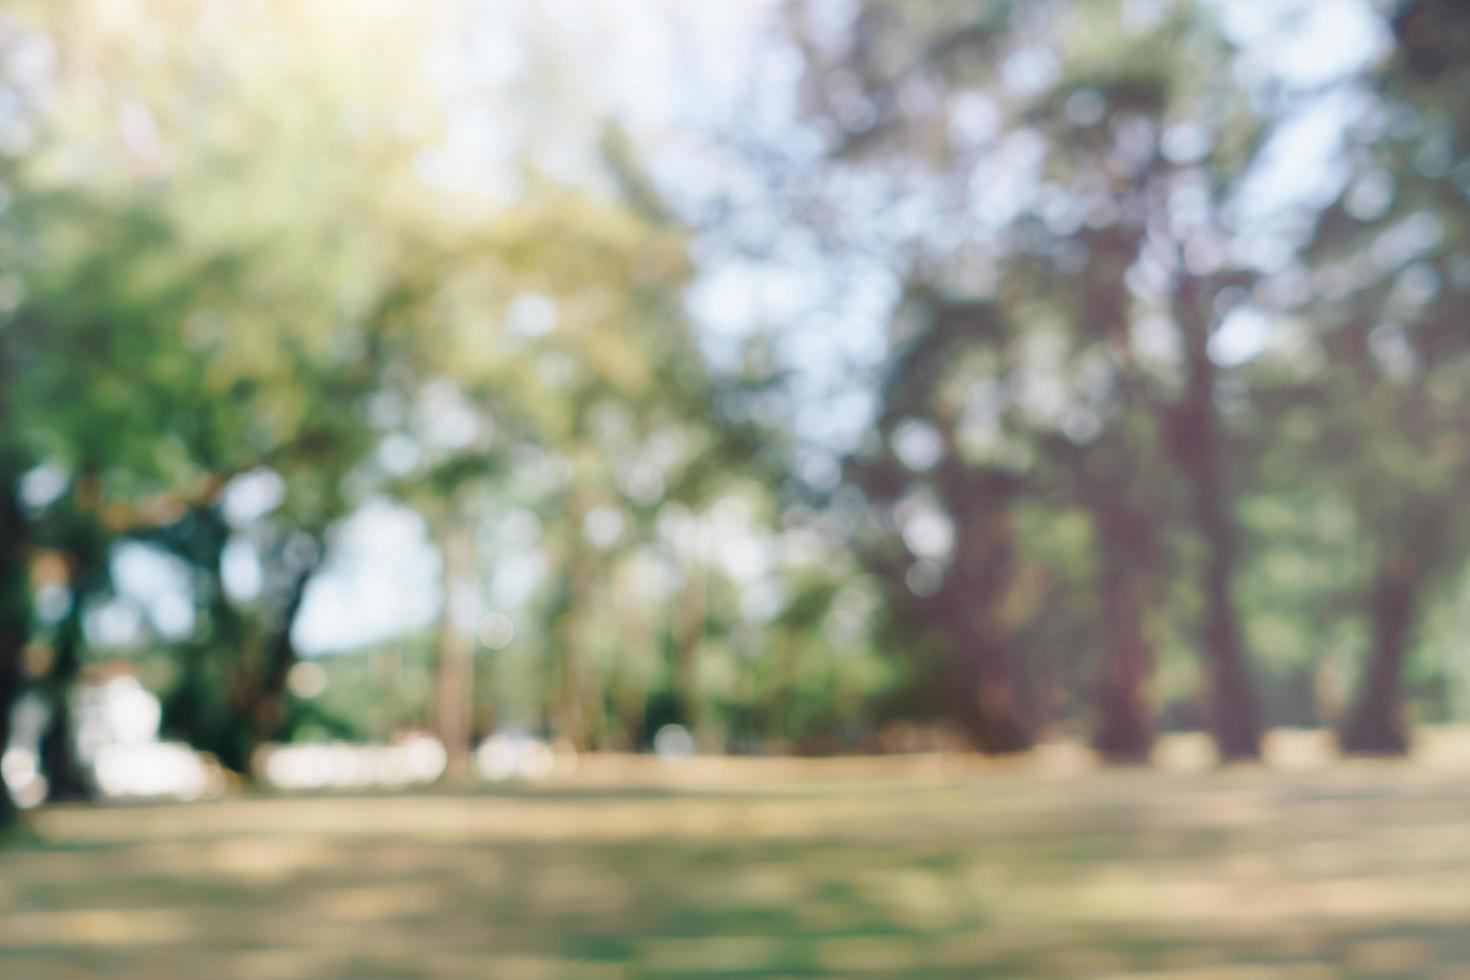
[4,0,1470,824]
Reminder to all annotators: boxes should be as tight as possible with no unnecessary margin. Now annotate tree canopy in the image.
[3,0,1469,820]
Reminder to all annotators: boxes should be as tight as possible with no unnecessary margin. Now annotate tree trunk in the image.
[0,449,33,825]
[671,566,706,743]
[1196,513,1261,761]
[1091,502,1155,762]
[1171,275,1262,761]
[246,554,319,753]
[433,523,476,776]
[158,505,247,766]
[38,569,97,802]
[212,535,324,775]
[948,628,1033,753]
[940,476,1033,754]
[0,652,19,827]
[607,571,650,751]
[0,660,17,827]
[1340,555,1418,755]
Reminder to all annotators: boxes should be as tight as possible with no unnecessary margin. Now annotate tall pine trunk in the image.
[1091,501,1156,762]
[1340,554,1418,755]
[1172,276,1261,761]
[1194,472,1260,760]
[947,626,1032,754]
[939,473,1032,754]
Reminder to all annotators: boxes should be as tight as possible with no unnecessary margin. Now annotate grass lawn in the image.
[3,753,1470,978]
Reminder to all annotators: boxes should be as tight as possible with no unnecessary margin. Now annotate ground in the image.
[4,750,1470,978]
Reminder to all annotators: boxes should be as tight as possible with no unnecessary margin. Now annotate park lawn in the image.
[2,754,1470,978]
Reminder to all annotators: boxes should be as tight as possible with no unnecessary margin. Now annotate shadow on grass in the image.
[7,769,1470,977]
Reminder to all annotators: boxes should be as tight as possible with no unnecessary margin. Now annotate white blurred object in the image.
[2,692,49,808]
[75,675,162,763]
[71,673,221,802]
[653,723,696,763]
[475,611,515,650]
[256,734,447,791]
[475,730,556,781]
[285,660,328,699]
[1,746,48,810]
[92,742,222,802]
[1150,731,1220,772]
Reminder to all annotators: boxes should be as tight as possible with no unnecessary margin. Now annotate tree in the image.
[849,294,1035,752]
[759,0,1273,757]
[1282,0,1470,753]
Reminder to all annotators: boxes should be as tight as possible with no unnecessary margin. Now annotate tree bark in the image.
[1090,501,1156,762]
[947,627,1032,753]
[157,505,245,765]
[0,658,20,827]
[245,552,320,752]
[38,568,98,802]
[0,459,29,826]
[670,566,706,744]
[938,473,1033,754]
[1171,275,1262,761]
[433,523,476,776]
[1180,408,1262,760]
[607,571,650,751]
[1340,554,1418,755]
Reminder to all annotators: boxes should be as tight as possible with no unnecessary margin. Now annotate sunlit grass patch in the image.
[6,760,1470,977]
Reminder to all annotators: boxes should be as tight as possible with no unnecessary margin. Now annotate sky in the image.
[99,0,1390,657]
